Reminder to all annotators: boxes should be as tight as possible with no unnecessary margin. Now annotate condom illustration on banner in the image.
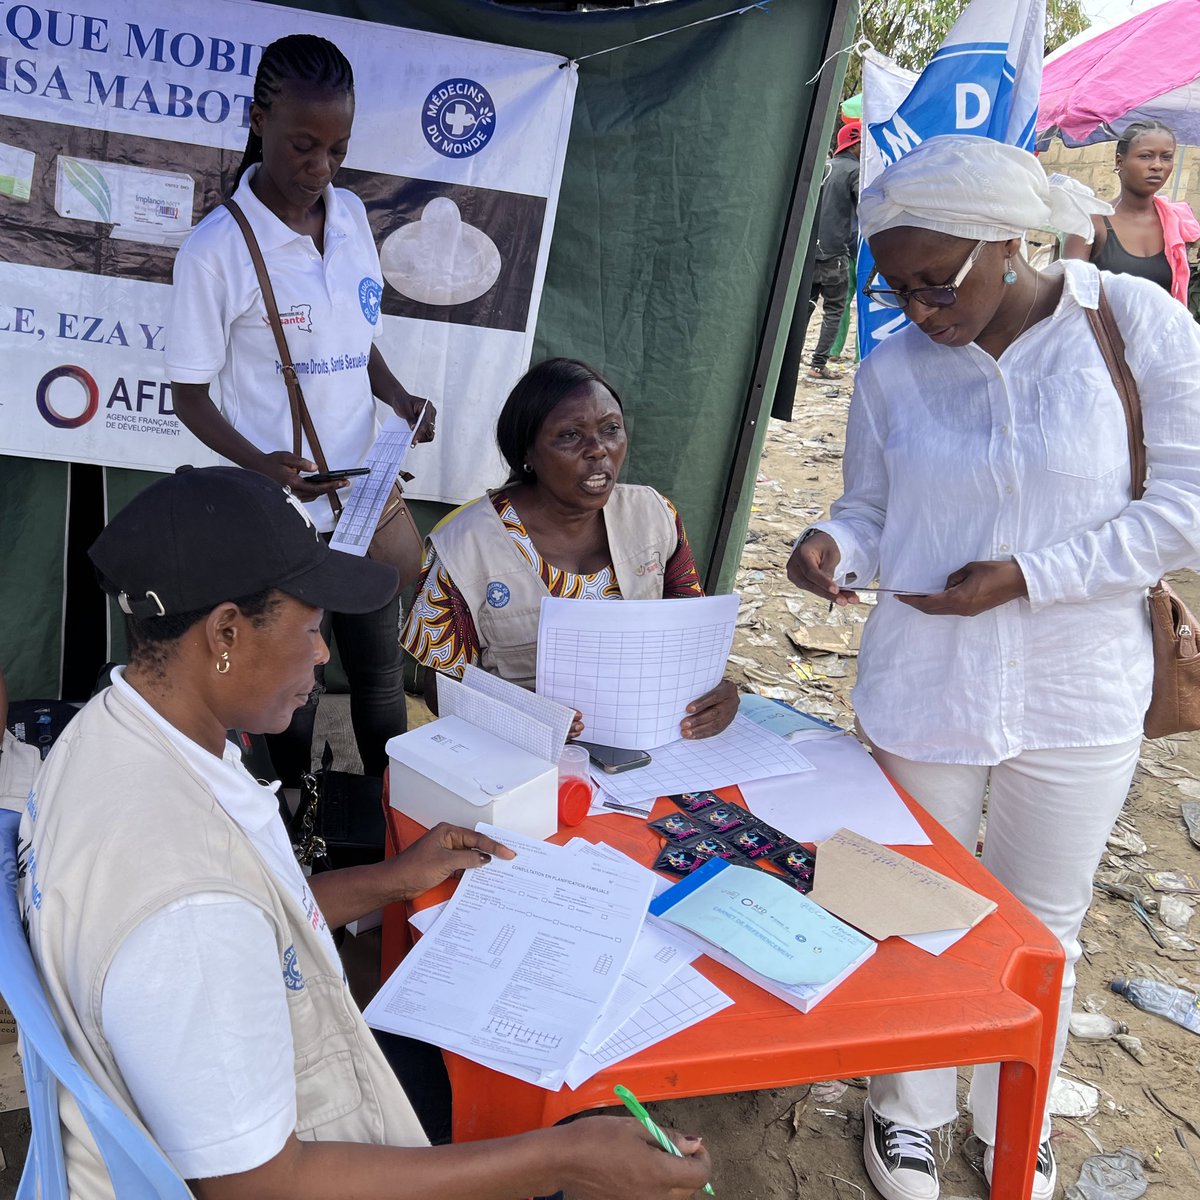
[379,195,502,306]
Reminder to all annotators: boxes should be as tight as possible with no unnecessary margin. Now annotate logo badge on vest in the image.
[282,944,305,991]
[358,277,382,325]
[263,304,313,333]
[422,78,496,158]
[486,581,511,608]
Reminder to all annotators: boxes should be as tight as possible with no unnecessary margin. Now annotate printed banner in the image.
[856,0,1045,358]
[0,0,577,502]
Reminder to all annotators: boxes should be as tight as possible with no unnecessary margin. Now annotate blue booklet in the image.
[650,857,873,987]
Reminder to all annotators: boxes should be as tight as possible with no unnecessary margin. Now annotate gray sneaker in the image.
[984,1138,1057,1200]
[862,1100,939,1200]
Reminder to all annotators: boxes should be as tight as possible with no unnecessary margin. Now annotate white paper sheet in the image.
[329,408,424,557]
[739,735,930,846]
[578,920,697,1051]
[364,825,651,1082]
[593,715,815,809]
[435,673,569,766]
[536,594,740,749]
[461,664,575,758]
[563,963,732,1089]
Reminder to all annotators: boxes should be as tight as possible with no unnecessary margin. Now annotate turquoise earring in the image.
[1003,259,1018,285]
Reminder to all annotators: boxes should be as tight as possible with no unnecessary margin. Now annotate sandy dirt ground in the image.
[635,357,1200,1200]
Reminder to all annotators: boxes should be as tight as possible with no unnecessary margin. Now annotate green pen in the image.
[614,1084,715,1195]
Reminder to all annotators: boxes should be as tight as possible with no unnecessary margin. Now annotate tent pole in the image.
[704,0,858,592]
[1172,144,1186,201]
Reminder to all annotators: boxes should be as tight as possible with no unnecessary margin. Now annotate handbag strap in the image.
[221,199,342,517]
[1083,282,1146,502]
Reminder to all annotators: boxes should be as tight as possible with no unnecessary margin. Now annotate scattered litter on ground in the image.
[1108,824,1149,857]
[1113,1034,1147,1065]
[786,625,861,655]
[1144,870,1200,894]
[1157,894,1194,931]
[1182,799,1200,848]
[1064,1148,1147,1200]
[1050,1077,1101,1119]
[1070,1012,1127,1040]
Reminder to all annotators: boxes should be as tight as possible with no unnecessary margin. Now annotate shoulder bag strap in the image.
[221,199,342,516]
[1083,281,1147,502]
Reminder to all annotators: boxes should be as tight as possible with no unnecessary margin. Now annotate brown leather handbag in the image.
[222,199,424,594]
[1085,285,1200,739]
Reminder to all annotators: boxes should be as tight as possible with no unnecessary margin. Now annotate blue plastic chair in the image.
[0,810,192,1199]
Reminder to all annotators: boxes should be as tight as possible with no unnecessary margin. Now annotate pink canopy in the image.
[1039,0,1200,146]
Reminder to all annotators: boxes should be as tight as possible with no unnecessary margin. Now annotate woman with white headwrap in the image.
[788,136,1200,1200]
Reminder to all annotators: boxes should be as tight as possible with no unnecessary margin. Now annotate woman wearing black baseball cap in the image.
[18,466,710,1200]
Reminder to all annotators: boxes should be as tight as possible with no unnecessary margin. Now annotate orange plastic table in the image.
[381,782,1063,1200]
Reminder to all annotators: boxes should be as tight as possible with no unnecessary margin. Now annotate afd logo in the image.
[36,365,99,429]
[35,365,176,428]
[422,78,495,158]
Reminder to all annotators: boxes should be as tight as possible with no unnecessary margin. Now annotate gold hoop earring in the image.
[216,651,231,675]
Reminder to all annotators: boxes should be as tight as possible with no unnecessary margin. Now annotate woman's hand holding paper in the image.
[681,679,739,739]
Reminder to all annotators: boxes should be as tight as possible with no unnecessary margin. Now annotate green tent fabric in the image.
[0,0,853,698]
[0,459,68,697]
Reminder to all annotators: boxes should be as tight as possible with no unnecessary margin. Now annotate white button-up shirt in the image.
[814,261,1200,764]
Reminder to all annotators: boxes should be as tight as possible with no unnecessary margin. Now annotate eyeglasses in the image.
[862,238,988,310]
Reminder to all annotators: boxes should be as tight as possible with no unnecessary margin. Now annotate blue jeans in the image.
[266,594,407,784]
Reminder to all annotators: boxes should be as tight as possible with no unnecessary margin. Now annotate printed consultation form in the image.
[364,825,654,1083]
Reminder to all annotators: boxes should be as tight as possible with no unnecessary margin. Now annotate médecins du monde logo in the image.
[422,78,496,158]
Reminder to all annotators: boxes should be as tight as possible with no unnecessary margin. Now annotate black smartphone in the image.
[302,467,371,483]
[574,740,652,775]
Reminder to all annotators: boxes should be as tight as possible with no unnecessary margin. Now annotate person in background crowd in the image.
[18,466,712,1200]
[805,120,862,379]
[1064,118,1200,301]
[167,34,433,785]
[788,135,1200,1200]
[401,358,738,740]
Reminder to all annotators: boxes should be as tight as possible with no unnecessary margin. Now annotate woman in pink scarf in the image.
[1065,119,1199,303]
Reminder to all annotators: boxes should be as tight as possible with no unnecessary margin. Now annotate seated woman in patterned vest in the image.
[401,358,738,740]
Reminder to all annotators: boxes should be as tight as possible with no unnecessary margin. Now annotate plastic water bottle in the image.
[1111,977,1200,1034]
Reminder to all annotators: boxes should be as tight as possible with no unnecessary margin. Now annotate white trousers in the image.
[864,736,1142,1144]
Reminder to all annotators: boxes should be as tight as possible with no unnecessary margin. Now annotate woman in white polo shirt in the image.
[167,34,432,784]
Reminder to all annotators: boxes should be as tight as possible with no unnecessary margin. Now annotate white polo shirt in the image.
[166,165,384,531]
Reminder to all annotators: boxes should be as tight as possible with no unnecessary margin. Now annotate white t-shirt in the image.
[100,670,341,1179]
[165,165,385,532]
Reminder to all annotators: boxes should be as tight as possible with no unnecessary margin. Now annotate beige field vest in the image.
[19,686,426,1200]
[430,484,680,689]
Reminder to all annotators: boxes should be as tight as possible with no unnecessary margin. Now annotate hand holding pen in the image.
[616,1084,715,1195]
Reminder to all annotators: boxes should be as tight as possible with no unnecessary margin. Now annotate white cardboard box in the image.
[386,715,557,840]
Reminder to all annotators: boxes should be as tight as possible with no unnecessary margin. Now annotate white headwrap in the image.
[858,135,1112,245]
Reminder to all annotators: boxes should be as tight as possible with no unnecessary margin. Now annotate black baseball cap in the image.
[89,466,399,618]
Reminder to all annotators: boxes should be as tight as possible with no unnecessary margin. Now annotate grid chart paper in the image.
[562,963,733,1089]
[536,594,740,749]
[329,407,424,557]
[594,715,815,809]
